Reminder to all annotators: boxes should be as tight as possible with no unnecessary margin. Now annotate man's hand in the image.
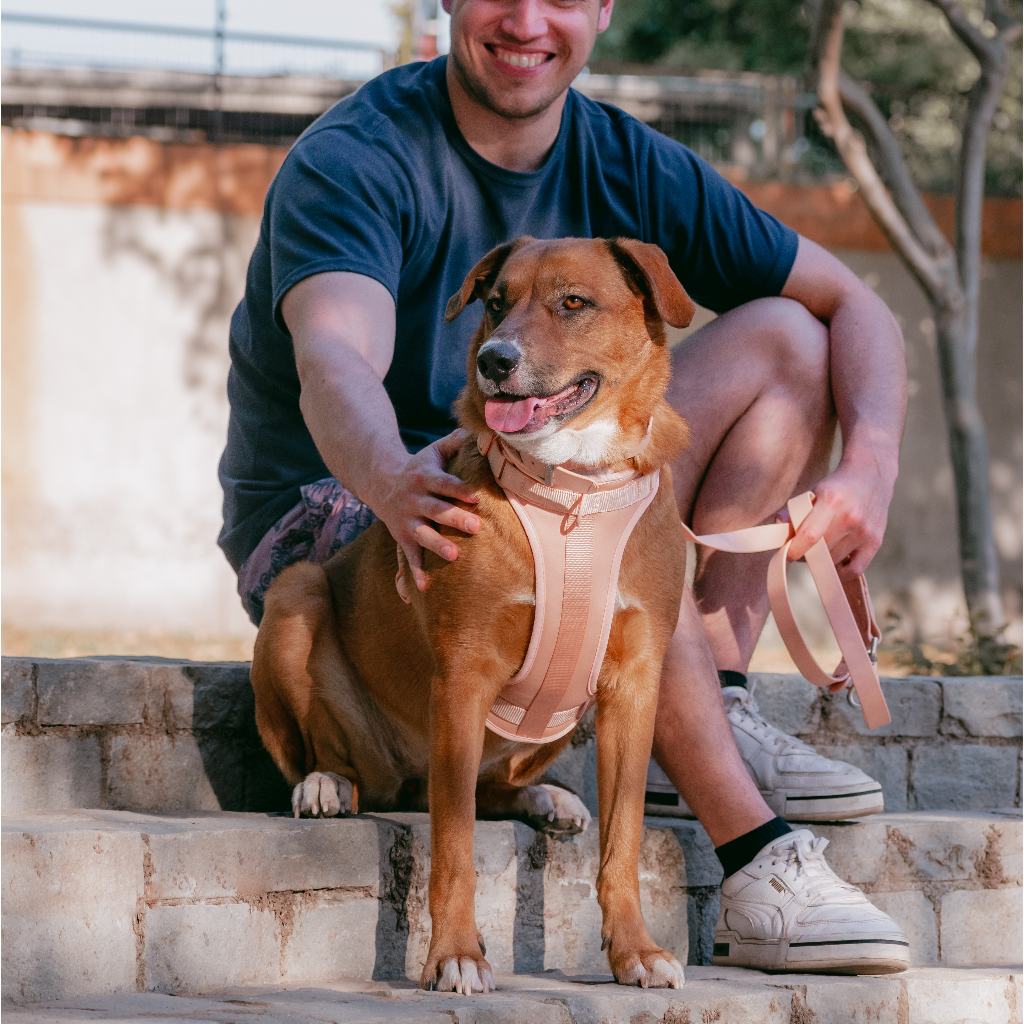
[780,237,905,582]
[285,272,483,593]
[786,455,894,579]
[373,429,482,593]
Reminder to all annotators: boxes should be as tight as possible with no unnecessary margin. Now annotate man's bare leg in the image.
[651,297,836,846]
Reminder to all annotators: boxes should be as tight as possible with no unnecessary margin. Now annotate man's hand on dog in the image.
[375,428,481,592]
[786,460,892,579]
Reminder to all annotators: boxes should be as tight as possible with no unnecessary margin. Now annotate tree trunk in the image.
[807,0,1018,642]
[932,297,1003,636]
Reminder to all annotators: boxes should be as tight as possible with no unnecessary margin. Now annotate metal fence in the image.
[0,12,832,178]
[1,12,389,81]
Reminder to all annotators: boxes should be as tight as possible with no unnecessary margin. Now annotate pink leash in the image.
[682,491,890,729]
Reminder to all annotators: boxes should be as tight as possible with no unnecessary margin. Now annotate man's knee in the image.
[755,297,830,392]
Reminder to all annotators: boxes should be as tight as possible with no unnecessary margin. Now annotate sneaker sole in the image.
[713,932,910,974]
[643,786,884,822]
[764,786,884,822]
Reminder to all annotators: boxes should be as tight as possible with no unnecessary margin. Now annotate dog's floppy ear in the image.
[608,238,696,331]
[444,237,533,323]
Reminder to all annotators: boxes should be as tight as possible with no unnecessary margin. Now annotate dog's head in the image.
[448,237,693,470]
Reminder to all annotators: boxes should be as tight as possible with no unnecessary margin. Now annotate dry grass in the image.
[1,626,256,663]
[4,624,923,679]
[748,641,913,678]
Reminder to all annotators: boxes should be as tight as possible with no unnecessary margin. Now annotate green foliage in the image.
[592,0,811,74]
[591,0,1022,196]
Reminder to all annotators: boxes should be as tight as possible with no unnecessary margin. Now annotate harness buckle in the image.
[561,493,584,534]
[869,636,879,664]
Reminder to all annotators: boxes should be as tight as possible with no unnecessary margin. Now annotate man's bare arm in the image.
[282,271,480,591]
[781,236,907,575]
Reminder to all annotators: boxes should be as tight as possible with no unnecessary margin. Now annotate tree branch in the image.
[953,6,1021,325]
[837,71,953,260]
[926,0,1000,66]
[810,0,946,298]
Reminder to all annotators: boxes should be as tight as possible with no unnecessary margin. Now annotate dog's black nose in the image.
[477,342,520,384]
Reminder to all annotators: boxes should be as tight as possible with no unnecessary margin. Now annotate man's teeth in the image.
[495,49,547,69]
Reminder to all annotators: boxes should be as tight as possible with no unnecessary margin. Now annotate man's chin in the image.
[452,54,575,120]
[471,81,567,120]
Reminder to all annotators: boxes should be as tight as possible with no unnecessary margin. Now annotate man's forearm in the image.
[782,236,906,485]
[297,340,409,515]
[826,287,906,486]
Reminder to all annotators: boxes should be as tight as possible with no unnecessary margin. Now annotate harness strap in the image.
[479,430,660,743]
[682,492,890,729]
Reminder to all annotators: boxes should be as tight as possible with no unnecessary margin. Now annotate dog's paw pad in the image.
[292,771,352,818]
[431,957,494,994]
[613,951,684,989]
[535,784,591,836]
[648,956,685,989]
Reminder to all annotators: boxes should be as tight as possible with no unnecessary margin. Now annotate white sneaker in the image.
[713,829,910,974]
[645,682,884,822]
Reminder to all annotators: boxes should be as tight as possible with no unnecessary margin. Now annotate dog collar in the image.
[478,428,660,744]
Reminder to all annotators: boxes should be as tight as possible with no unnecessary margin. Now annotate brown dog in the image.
[251,236,695,993]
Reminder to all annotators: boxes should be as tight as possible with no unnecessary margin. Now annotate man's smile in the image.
[488,45,554,70]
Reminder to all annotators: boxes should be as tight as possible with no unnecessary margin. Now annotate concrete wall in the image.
[2,130,1020,644]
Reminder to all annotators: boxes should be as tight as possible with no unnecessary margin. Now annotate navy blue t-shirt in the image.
[218,56,798,572]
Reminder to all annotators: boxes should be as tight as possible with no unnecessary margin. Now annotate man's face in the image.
[442,0,613,120]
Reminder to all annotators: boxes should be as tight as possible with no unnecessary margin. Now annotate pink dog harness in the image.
[476,432,891,736]
[478,429,660,743]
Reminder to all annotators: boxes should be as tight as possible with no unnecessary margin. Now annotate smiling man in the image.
[219,0,910,982]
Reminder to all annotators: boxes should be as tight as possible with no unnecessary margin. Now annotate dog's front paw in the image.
[292,771,353,818]
[608,944,685,989]
[422,953,495,994]
[519,783,591,837]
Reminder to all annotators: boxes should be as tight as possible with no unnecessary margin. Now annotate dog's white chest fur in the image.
[505,418,620,467]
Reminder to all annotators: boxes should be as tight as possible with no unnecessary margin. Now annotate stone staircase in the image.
[2,656,1021,1022]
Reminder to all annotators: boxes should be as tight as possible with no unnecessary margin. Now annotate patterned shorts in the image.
[237,478,378,626]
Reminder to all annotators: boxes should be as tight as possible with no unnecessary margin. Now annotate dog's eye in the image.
[563,295,585,310]
[487,298,502,314]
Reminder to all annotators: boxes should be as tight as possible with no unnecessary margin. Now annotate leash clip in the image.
[868,635,879,664]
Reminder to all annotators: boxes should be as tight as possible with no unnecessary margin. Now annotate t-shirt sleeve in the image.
[267,121,414,331]
[646,137,798,314]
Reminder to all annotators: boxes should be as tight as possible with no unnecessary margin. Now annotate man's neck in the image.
[446,60,567,173]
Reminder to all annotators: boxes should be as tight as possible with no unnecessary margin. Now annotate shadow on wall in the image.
[189,663,292,812]
[100,204,248,436]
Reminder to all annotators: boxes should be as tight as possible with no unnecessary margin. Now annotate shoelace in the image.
[768,835,860,898]
[724,683,816,756]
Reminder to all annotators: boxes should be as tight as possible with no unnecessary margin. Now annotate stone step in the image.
[3,967,1022,1024]
[2,808,1021,1005]
[2,658,1021,817]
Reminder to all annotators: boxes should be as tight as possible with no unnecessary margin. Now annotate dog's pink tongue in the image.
[485,396,542,433]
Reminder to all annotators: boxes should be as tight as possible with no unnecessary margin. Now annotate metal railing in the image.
[1,11,390,81]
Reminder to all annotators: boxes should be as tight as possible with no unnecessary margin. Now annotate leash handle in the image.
[684,492,890,730]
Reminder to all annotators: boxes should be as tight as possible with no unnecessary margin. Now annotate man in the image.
[219,0,910,974]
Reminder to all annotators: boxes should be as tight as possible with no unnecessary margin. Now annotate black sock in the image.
[715,817,793,879]
[717,669,747,690]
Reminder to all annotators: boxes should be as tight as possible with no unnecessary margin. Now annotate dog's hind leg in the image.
[251,562,357,817]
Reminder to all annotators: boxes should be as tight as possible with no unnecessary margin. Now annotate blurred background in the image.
[2,0,1020,672]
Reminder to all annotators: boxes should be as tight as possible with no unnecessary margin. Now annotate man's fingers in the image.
[412,521,459,563]
[400,540,428,593]
[787,503,834,562]
[425,472,481,513]
[433,428,469,460]
[422,498,480,535]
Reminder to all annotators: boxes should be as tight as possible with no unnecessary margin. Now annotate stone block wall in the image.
[1,657,290,815]
[747,673,1023,813]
